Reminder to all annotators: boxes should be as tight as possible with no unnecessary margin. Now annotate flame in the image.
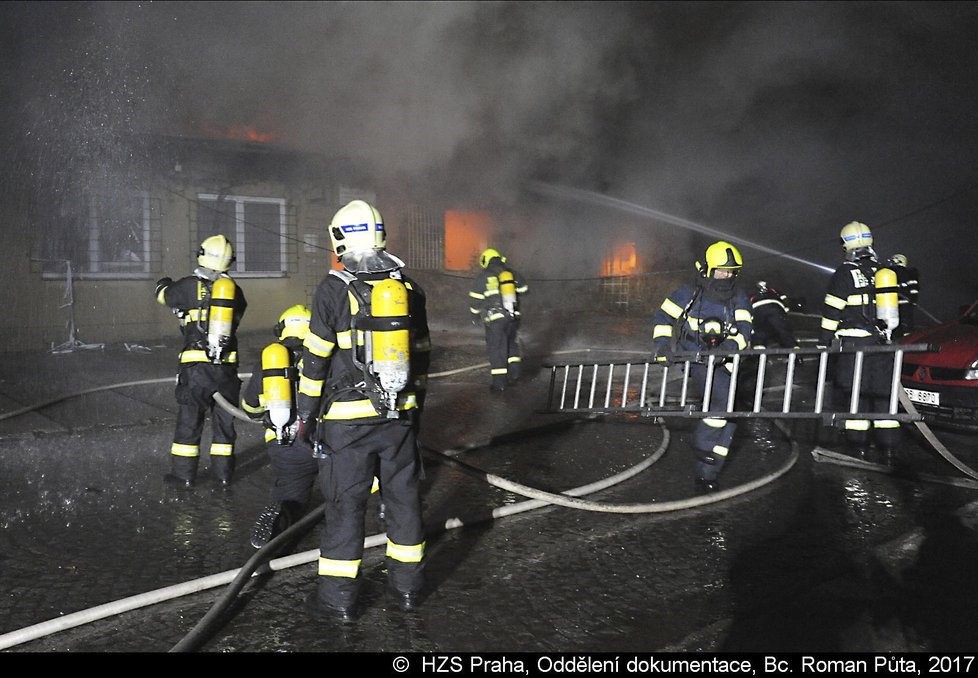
[445,210,492,270]
[226,125,279,143]
[198,123,280,143]
[602,242,639,276]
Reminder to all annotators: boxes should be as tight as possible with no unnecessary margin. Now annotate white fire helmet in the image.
[329,200,386,258]
[840,222,873,251]
[197,235,235,272]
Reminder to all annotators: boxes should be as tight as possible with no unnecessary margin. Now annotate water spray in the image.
[530,182,836,275]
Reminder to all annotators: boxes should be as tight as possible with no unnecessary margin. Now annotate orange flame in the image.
[199,123,280,143]
[226,125,279,143]
[602,242,639,276]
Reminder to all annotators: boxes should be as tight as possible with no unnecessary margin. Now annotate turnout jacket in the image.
[749,286,790,315]
[155,273,248,364]
[468,258,529,322]
[297,267,432,424]
[819,255,883,345]
[652,281,753,358]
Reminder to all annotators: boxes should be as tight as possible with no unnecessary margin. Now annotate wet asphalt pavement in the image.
[1,311,978,655]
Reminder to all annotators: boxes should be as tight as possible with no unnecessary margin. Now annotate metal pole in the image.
[889,349,904,415]
[815,351,829,414]
[782,353,796,413]
[850,350,864,414]
[703,355,716,412]
[753,354,767,413]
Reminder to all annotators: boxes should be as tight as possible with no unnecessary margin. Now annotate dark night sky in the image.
[2,1,977,320]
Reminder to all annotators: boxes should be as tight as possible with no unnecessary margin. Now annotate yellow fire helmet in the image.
[479,248,506,269]
[840,222,873,251]
[197,234,235,272]
[701,241,743,277]
[275,304,311,341]
[329,200,386,258]
[890,253,908,267]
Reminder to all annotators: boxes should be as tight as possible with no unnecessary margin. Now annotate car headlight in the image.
[967,359,978,380]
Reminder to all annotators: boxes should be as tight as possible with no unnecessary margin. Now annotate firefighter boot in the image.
[387,580,422,612]
[305,583,359,624]
[507,363,521,385]
[844,432,870,461]
[211,455,236,487]
[693,459,720,494]
[163,473,194,490]
[250,500,301,549]
[164,456,197,489]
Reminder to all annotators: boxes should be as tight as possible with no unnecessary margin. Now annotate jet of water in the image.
[530,182,836,274]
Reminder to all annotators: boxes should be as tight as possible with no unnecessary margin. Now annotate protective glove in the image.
[295,418,315,448]
[654,345,675,364]
[155,277,172,296]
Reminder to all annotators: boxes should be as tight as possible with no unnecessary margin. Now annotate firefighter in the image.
[887,253,919,338]
[468,248,529,392]
[749,281,799,349]
[241,304,320,548]
[820,222,901,461]
[155,234,247,488]
[296,199,431,622]
[652,241,753,492]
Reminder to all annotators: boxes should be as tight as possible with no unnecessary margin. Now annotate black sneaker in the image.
[304,592,359,623]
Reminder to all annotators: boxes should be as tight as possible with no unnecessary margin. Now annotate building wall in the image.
[0,156,347,352]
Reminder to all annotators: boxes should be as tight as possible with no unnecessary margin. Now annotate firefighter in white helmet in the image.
[468,247,529,392]
[820,222,902,462]
[240,304,320,548]
[652,241,753,493]
[155,234,247,488]
[295,199,431,621]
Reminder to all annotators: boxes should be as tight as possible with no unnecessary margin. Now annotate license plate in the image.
[904,387,940,406]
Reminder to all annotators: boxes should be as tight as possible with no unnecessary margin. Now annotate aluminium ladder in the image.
[543,343,933,425]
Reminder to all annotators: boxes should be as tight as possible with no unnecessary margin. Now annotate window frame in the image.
[40,191,156,280]
[196,193,289,278]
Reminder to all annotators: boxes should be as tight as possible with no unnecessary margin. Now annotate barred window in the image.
[196,194,288,275]
[39,192,160,279]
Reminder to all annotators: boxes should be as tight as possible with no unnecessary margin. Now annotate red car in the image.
[901,300,978,431]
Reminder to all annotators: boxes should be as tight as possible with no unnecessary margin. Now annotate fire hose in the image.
[1,331,972,653]
[0,348,800,652]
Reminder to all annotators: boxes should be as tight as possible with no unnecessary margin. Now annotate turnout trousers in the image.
[171,362,240,483]
[689,361,737,482]
[485,316,521,388]
[834,336,902,451]
[267,437,319,505]
[314,419,426,609]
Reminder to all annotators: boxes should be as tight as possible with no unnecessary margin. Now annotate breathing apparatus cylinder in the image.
[262,342,293,442]
[207,277,236,361]
[874,267,899,341]
[499,270,517,314]
[367,278,411,417]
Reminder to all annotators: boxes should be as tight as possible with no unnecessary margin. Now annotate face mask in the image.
[701,273,736,301]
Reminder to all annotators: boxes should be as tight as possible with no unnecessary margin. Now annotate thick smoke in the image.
[3,2,977,318]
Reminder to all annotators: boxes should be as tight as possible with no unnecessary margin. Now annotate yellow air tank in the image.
[262,342,292,441]
[207,277,236,361]
[499,270,517,313]
[370,278,410,415]
[874,267,899,340]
